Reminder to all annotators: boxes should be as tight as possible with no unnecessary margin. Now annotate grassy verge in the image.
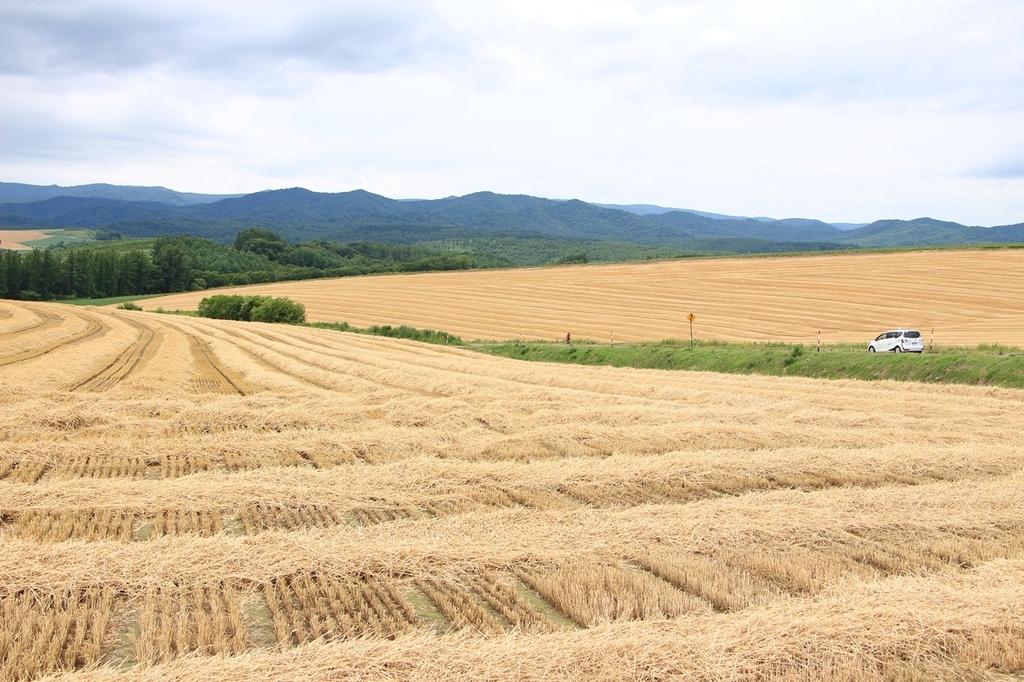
[62,294,165,306]
[308,321,466,345]
[477,340,1024,389]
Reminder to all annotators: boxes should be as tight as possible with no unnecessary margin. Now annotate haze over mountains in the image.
[2,182,1022,252]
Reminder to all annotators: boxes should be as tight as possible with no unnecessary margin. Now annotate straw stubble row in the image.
[3,299,1024,681]
[135,582,246,665]
[0,587,114,682]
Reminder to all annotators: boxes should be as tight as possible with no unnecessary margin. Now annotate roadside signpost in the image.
[687,313,696,349]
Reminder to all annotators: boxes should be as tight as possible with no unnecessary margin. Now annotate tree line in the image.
[0,229,506,301]
[1,245,162,300]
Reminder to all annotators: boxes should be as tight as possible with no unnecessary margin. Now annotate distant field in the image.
[0,228,93,250]
[0,229,51,250]
[2,300,1023,680]
[140,248,1024,346]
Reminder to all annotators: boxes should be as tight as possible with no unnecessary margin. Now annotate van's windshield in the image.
[903,331,921,338]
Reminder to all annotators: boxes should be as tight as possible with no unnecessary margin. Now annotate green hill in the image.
[1,184,1021,254]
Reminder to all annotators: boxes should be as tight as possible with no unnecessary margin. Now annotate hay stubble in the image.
[1,295,1024,680]
[140,249,1024,345]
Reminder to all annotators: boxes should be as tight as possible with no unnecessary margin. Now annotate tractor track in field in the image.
[252,325,637,403]
[0,306,63,341]
[237,327,442,397]
[66,316,161,391]
[0,310,107,367]
[209,327,342,391]
[187,333,255,395]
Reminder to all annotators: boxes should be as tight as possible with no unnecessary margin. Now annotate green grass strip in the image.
[476,340,1024,389]
[61,294,165,306]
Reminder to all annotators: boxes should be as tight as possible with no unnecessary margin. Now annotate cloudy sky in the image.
[2,0,1022,225]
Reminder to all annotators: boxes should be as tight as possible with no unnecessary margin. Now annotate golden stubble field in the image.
[141,249,1024,345]
[0,231,51,251]
[2,289,1024,680]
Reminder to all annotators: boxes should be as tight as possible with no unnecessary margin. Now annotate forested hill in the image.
[1,185,1022,250]
[0,189,691,245]
[0,181,240,205]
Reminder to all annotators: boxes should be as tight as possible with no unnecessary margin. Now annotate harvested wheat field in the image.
[141,249,1024,346]
[2,298,1024,681]
[0,231,51,251]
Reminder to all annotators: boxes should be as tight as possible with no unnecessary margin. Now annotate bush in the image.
[554,252,589,265]
[197,294,249,320]
[196,294,305,324]
[117,301,142,311]
[249,297,306,324]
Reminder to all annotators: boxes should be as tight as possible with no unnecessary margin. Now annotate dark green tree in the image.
[0,250,22,298]
[93,251,119,297]
[119,250,156,294]
[234,228,287,260]
[152,239,193,292]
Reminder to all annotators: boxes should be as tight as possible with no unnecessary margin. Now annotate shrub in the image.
[249,297,306,324]
[197,294,305,324]
[197,295,249,320]
[117,301,142,311]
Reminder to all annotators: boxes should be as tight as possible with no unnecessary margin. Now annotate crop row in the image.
[10,509,139,543]
[517,563,711,626]
[0,587,114,682]
[0,452,353,484]
[1,454,988,501]
[632,522,1024,612]
[428,569,560,634]
[135,582,246,664]
[56,455,150,479]
[0,568,562,681]
[238,503,344,534]
[7,502,1024,591]
[0,459,48,483]
[6,546,1024,681]
[0,506,326,541]
[151,508,222,538]
[265,572,418,645]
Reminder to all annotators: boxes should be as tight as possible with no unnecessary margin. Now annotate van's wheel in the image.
[893,346,902,353]
[868,347,876,353]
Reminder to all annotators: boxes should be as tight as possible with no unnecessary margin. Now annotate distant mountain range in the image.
[596,203,868,230]
[2,181,1022,251]
[0,182,241,206]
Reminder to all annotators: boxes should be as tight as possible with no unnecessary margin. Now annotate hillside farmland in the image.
[1,299,1023,680]
[0,230,51,251]
[141,249,1024,346]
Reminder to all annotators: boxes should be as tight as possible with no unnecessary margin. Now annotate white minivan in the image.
[867,329,924,353]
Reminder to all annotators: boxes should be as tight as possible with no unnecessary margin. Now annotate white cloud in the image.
[0,0,458,76]
[0,0,1022,225]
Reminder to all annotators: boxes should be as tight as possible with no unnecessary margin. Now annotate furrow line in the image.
[66,317,159,391]
[187,333,251,395]
[0,311,105,367]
